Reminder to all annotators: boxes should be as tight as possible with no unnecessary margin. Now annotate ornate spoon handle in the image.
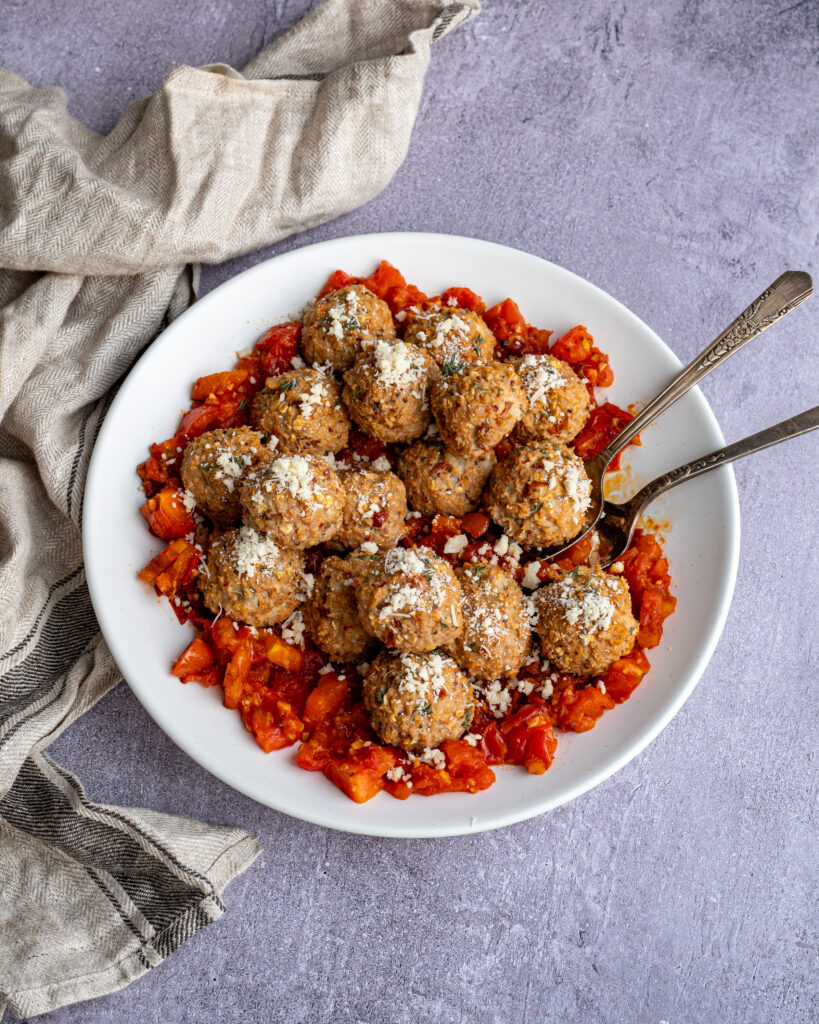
[600,270,813,464]
[624,404,819,519]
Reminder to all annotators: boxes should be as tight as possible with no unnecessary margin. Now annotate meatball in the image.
[343,340,440,443]
[396,439,495,517]
[362,649,474,752]
[180,426,267,526]
[430,361,527,454]
[302,285,396,370]
[511,353,591,444]
[487,444,592,547]
[240,454,344,549]
[332,468,408,550]
[199,525,305,627]
[534,565,637,677]
[403,305,496,371]
[302,553,377,662]
[446,564,532,681]
[250,367,350,455]
[357,545,463,653]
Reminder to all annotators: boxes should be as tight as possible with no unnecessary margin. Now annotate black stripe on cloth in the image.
[83,865,155,972]
[0,565,84,664]
[433,3,471,40]
[0,755,224,935]
[0,579,98,739]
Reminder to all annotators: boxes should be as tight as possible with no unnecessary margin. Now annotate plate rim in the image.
[82,230,741,838]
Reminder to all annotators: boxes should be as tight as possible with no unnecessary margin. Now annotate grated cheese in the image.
[230,526,282,578]
[372,339,424,390]
[281,609,305,647]
[266,455,316,502]
[443,534,469,555]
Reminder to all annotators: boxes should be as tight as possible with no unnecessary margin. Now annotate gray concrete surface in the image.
[3,0,818,1021]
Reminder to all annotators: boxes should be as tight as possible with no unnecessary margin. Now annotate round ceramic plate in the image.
[83,233,740,838]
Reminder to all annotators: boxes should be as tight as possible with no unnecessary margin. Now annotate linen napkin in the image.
[0,1,479,1017]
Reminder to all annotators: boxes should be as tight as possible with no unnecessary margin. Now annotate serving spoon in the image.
[538,269,813,561]
[595,403,819,567]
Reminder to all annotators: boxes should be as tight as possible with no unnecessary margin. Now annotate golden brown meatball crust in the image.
[331,468,408,550]
[446,564,532,681]
[403,305,496,371]
[356,545,463,653]
[534,566,637,677]
[180,427,267,527]
[362,650,474,752]
[302,553,377,662]
[302,285,396,370]
[510,354,591,445]
[200,526,305,627]
[430,362,527,454]
[487,444,591,547]
[250,367,350,455]
[396,439,495,517]
[342,340,440,443]
[240,454,344,549]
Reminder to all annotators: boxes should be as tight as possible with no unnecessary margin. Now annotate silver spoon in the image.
[596,403,819,567]
[537,269,813,560]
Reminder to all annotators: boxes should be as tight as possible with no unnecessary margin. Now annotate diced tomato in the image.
[208,617,247,662]
[410,740,495,796]
[501,702,558,774]
[138,438,183,496]
[254,322,302,377]
[347,428,391,463]
[602,647,650,704]
[261,633,304,672]
[172,637,214,678]
[140,486,195,540]
[572,402,638,465]
[239,675,303,753]
[267,668,312,717]
[481,722,508,764]
[317,269,355,298]
[297,703,373,771]
[484,298,527,340]
[191,369,251,403]
[548,530,597,572]
[550,683,615,733]
[138,539,199,598]
[551,325,614,394]
[174,404,224,446]
[358,260,429,315]
[179,665,223,687]
[303,673,350,731]
[438,287,485,313]
[323,743,397,803]
[459,511,490,539]
[222,640,252,710]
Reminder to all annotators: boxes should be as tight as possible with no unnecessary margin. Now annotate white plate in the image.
[83,233,740,838]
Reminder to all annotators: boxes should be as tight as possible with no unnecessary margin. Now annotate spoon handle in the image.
[624,404,819,518]
[599,270,813,463]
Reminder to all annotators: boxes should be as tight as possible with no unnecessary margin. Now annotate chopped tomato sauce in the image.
[137,261,676,803]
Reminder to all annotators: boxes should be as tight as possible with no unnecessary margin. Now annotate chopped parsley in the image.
[441,356,465,376]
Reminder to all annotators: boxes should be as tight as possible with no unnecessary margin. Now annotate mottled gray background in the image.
[3,0,818,1021]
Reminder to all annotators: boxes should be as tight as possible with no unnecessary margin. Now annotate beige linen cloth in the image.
[0,1,478,1017]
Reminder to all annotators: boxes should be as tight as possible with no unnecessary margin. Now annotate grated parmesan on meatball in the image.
[534,565,637,677]
[302,284,396,370]
[510,353,591,445]
[487,443,592,547]
[362,649,474,752]
[357,545,464,653]
[403,305,496,372]
[240,453,344,549]
[251,366,350,455]
[180,426,268,526]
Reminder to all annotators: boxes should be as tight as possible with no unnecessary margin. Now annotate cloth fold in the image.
[0,1,479,1017]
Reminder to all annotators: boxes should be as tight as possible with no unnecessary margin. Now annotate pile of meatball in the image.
[179,283,639,756]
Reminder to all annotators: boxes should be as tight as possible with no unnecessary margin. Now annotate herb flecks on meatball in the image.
[343,339,440,443]
[180,426,267,526]
[332,468,408,550]
[357,545,463,653]
[240,453,344,549]
[200,525,306,628]
[303,553,376,662]
[362,649,474,752]
[251,366,350,455]
[302,285,396,370]
[397,439,495,517]
[511,353,590,445]
[431,361,527,454]
[487,444,591,547]
[535,565,637,677]
[446,563,532,681]
[403,305,496,372]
